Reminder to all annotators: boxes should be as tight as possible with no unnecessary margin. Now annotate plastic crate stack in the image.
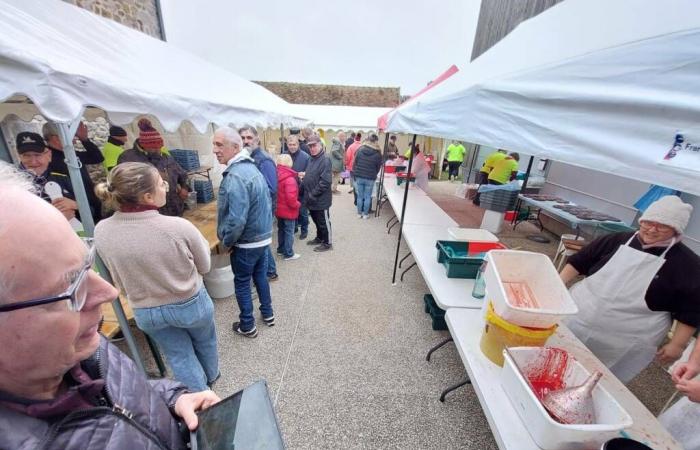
[169,149,200,171]
[194,179,214,203]
[479,189,520,212]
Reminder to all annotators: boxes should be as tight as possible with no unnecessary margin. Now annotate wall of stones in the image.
[63,0,163,39]
[255,81,401,108]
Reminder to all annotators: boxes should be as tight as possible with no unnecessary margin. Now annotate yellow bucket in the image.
[480,302,557,366]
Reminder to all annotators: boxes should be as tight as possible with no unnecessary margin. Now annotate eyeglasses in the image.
[0,238,96,313]
[639,221,674,233]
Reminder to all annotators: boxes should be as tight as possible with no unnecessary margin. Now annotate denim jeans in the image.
[295,206,309,234]
[277,218,296,257]
[354,177,374,215]
[133,287,219,392]
[266,246,277,276]
[231,246,273,331]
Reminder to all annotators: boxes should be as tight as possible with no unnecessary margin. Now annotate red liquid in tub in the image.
[504,281,539,309]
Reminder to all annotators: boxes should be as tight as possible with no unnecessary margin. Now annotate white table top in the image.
[517,195,628,229]
[385,181,457,227]
[446,308,681,450]
[402,224,483,309]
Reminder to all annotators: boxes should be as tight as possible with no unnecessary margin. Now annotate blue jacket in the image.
[217,151,273,247]
[290,149,310,173]
[249,147,277,198]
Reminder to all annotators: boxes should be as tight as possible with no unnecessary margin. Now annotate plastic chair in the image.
[553,234,585,271]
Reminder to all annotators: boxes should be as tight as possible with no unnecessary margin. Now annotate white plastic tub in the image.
[484,250,578,328]
[501,347,633,450]
[447,227,499,242]
[204,264,234,299]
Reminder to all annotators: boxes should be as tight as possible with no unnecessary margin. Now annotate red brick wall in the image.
[254,81,400,107]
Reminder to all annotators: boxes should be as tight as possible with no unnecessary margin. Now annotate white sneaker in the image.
[284,253,301,261]
[362,215,369,220]
[357,214,363,218]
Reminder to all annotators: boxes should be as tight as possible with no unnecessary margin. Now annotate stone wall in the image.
[255,81,400,107]
[63,0,163,39]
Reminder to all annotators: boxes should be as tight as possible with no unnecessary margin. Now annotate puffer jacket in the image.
[329,138,345,172]
[276,165,301,219]
[0,338,188,450]
[351,142,382,181]
[302,149,332,210]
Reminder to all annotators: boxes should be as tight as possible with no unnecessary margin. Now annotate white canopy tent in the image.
[290,104,390,132]
[384,0,700,196]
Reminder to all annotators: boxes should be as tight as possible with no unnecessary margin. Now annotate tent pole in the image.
[521,156,534,191]
[375,133,390,217]
[280,124,284,154]
[57,122,147,375]
[466,144,480,184]
[392,134,417,284]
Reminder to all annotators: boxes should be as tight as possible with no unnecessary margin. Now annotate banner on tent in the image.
[660,131,700,173]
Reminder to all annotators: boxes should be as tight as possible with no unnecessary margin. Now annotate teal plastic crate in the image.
[424,294,447,330]
[435,240,505,279]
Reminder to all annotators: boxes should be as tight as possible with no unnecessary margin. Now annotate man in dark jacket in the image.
[118,118,190,217]
[301,135,333,252]
[0,164,220,450]
[286,135,311,239]
[239,125,279,281]
[351,134,383,218]
[43,121,104,222]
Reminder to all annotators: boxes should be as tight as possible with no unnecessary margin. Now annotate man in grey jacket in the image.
[0,162,219,450]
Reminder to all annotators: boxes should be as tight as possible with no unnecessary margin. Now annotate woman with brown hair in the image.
[94,162,219,391]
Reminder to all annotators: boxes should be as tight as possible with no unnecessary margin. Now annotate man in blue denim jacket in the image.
[213,127,274,338]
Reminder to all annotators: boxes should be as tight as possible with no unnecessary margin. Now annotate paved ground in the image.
[116,179,676,449]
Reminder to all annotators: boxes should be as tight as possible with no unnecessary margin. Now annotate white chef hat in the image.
[639,195,693,234]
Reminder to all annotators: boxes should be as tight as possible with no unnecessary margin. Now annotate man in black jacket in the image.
[301,135,333,252]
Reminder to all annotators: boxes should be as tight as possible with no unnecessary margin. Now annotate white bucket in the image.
[204,266,234,299]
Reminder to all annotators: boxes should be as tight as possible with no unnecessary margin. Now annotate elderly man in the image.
[0,162,220,449]
[286,135,311,240]
[329,131,346,194]
[238,125,279,282]
[301,135,333,252]
[213,127,275,338]
[43,121,104,222]
[15,131,79,221]
[118,118,189,217]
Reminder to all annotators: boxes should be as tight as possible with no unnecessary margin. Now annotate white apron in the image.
[565,233,674,383]
[659,397,700,450]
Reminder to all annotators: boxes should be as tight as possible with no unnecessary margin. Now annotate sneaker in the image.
[299,232,308,240]
[268,273,279,282]
[233,322,258,338]
[362,215,369,220]
[307,237,322,245]
[284,253,301,261]
[262,315,275,327]
[276,250,284,256]
[313,243,333,252]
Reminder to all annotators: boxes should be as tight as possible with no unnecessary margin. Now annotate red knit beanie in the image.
[137,118,164,150]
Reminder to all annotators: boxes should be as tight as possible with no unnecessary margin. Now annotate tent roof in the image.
[0,0,307,132]
[385,0,700,195]
[290,104,390,132]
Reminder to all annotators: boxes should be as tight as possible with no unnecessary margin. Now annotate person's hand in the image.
[178,186,189,200]
[74,122,88,141]
[52,198,78,219]
[298,172,305,179]
[657,342,686,365]
[174,391,221,431]
[672,361,700,383]
[676,378,700,403]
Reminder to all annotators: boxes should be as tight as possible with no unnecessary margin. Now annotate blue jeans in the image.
[266,246,277,276]
[277,218,296,257]
[231,246,273,331]
[295,206,309,234]
[355,177,374,215]
[133,287,219,392]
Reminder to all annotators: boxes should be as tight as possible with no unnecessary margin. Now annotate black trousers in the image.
[309,209,332,245]
[448,161,461,179]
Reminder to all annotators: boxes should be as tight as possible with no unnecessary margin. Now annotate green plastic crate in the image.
[435,240,505,279]
[424,294,447,330]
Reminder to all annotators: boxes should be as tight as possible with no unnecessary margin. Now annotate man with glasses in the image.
[559,195,700,383]
[15,131,80,221]
[0,162,220,449]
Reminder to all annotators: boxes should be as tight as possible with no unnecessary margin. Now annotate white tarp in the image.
[291,104,390,132]
[385,0,700,196]
[0,0,306,132]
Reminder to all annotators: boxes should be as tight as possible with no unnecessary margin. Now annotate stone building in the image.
[255,81,400,108]
[62,0,165,40]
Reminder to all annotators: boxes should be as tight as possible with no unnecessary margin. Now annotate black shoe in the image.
[299,232,308,240]
[262,315,275,327]
[307,237,322,245]
[313,243,332,252]
[268,273,279,282]
[233,322,258,338]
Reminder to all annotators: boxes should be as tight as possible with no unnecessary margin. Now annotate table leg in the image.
[387,219,400,234]
[511,198,522,228]
[386,215,397,228]
[535,209,544,231]
[439,379,472,402]
[426,337,454,362]
[400,262,417,281]
[398,251,412,269]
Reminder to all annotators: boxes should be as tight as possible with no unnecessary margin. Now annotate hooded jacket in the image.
[351,142,382,181]
[329,138,345,172]
[302,148,333,210]
[276,165,301,219]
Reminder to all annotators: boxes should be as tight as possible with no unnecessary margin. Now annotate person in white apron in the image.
[411,149,431,192]
[560,195,698,383]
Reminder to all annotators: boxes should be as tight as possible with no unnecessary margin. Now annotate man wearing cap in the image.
[560,195,700,383]
[43,121,104,222]
[117,118,189,217]
[301,135,333,252]
[101,126,128,172]
[15,131,79,221]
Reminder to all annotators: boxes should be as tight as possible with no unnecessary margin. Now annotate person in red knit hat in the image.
[117,118,190,216]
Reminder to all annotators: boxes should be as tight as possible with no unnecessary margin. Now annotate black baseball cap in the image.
[16,132,47,154]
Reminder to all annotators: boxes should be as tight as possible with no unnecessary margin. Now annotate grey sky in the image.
[160,0,481,96]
